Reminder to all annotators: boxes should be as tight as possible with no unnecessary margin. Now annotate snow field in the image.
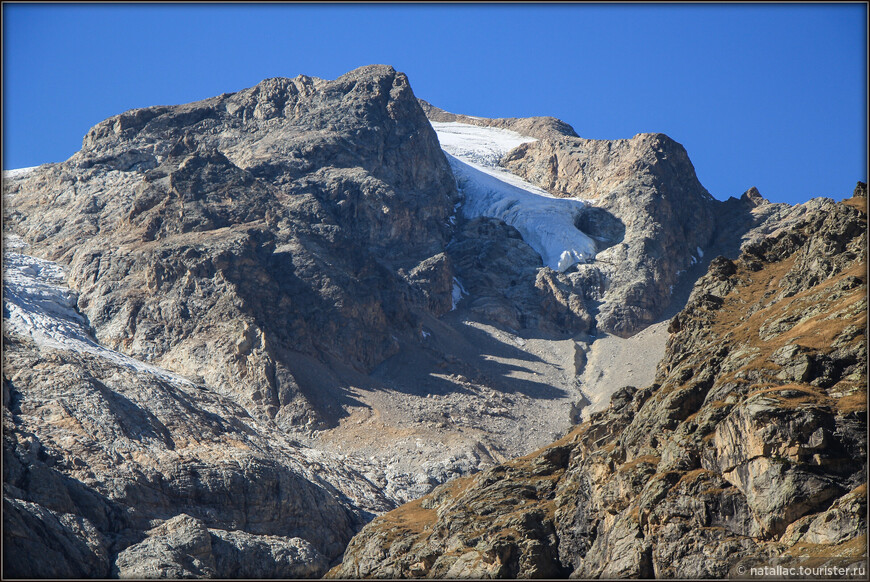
[3,235,193,386]
[432,122,596,272]
[2,166,39,179]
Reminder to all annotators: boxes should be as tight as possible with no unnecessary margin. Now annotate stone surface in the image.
[5,65,459,432]
[2,327,392,577]
[332,194,867,578]
[5,62,866,578]
[2,65,461,578]
[422,102,724,338]
[113,513,329,579]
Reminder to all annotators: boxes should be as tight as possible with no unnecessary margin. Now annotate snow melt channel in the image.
[3,235,193,386]
[432,121,596,272]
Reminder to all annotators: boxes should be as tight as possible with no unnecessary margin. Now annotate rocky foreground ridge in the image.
[3,63,866,578]
[331,187,867,578]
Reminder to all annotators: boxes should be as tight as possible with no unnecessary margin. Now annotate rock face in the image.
[5,65,458,431]
[331,193,867,578]
[1,310,403,578]
[3,65,462,578]
[5,61,866,579]
[421,102,774,338]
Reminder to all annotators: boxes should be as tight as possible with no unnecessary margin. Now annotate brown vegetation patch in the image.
[783,534,867,561]
[619,455,661,473]
[835,390,867,415]
[706,252,865,400]
[842,196,867,215]
[747,384,830,407]
[377,497,438,537]
[675,468,717,488]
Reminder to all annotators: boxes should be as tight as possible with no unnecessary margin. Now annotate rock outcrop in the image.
[421,102,724,337]
[446,217,593,335]
[4,65,459,432]
[331,192,867,578]
[3,65,462,578]
[2,326,394,577]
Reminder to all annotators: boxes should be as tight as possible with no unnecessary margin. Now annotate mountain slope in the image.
[5,63,863,579]
[2,232,401,577]
[4,64,463,578]
[5,65,457,432]
[330,188,867,578]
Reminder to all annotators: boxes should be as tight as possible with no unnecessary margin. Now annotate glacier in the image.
[3,233,194,387]
[432,121,596,272]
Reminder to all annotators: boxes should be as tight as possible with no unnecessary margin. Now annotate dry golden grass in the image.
[618,454,661,473]
[702,238,866,414]
[743,383,867,415]
[675,468,717,487]
[848,483,867,498]
[842,196,867,214]
[835,390,868,415]
[747,384,828,404]
[377,497,438,537]
[784,534,867,561]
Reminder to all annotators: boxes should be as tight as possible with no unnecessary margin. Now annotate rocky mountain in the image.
[422,101,724,337]
[331,187,867,578]
[5,65,459,431]
[3,62,865,578]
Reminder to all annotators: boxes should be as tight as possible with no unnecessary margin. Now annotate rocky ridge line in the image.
[4,65,458,433]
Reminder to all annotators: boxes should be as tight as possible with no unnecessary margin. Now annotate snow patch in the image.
[432,122,596,272]
[434,121,536,167]
[3,166,39,179]
[3,239,193,386]
[558,250,588,272]
[451,276,468,310]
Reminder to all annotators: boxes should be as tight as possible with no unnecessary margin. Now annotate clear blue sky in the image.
[3,3,867,205]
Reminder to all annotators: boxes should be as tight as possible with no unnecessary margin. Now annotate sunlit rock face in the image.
[3,64,459,578]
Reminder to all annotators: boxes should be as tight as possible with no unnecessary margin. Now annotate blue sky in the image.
[3,3,866,205]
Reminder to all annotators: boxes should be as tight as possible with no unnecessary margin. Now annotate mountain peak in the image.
[741,186,769,206]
